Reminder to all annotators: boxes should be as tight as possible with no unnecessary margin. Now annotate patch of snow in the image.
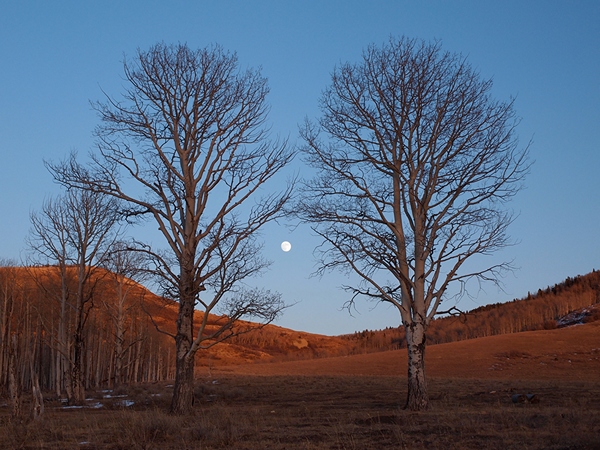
[557,306,596,327]
[62,402,103,410]
[114,399,135,407]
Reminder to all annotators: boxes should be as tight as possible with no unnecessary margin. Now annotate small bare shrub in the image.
[117,409,185,449]
[494,350,532,359]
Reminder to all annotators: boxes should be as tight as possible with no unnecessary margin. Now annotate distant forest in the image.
[0,266,178,398]
[341,270,600,352]
[1,265,599,396]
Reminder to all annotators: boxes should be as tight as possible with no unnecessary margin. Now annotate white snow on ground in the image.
[56,389,136,409]
[557,305,597,327]
[114,399,135,407]
[62,402,103,409]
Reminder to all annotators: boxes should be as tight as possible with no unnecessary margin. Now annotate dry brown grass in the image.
[2,322,599,449]
[1,376,599,449]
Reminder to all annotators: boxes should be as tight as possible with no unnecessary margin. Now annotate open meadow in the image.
[2,376,599,449]
[2,321,599,449]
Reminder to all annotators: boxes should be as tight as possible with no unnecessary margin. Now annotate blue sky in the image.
[1,1,598,335]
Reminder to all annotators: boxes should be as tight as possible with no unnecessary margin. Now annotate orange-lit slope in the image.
[216,321,600,381]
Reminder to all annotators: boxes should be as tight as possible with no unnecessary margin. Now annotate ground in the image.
[1,322,599,449]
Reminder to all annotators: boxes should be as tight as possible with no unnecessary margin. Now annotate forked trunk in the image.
[69,337,86,405]
[404,320,428,410]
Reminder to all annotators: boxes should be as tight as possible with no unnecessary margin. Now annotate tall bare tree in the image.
[27,197,70,398]
[28,189,121,403]
[298,37,529,410]
[47,43,294,414]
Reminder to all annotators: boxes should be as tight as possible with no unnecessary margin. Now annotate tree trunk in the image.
[8,335,22,420]
[170,352,195,414]
[114,316,124,386]
[57,264,69,398]
[113,275,126,387]
[404,320,428,410]
[0,275,14,391]
[132,330,143,383]
[29,351,44,421]
[69,336,85,404]
[170,286,196,415]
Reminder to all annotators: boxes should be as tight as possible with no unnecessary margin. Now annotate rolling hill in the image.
[207,271,600,365]
[1,265,599,391]
[216,320,600,381]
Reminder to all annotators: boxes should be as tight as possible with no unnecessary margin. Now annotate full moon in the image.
[281,241,292,252]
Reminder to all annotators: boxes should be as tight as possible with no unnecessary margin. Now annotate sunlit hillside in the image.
[339,271,600,353]
[1,265,599,395]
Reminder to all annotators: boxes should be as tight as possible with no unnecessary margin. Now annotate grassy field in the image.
[2,322,600,449]
[2,375,599,449]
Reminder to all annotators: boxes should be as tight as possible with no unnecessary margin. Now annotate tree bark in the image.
[113,278,125,386]
[171,358,194,415]
[170,351,195,414]
[404,320,428,410]
[170,284,196,414]
[8,335,22,420]
[29,350,44,421]
[69,335,86,404]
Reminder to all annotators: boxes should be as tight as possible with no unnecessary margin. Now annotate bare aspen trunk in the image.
[30,374,44,420]
[94,326,103,387]
[166,346,173,380]
[29,348,44,421]
[157,351,164,381]
[64,365,74,403]
[70,336,85,404]
[8,335,22,420]
[404,321,428,410]
[51,320,60,397]
[132,331,143,383]
[68,260,89,404]
[114,327,124,386]
[0,273,14,390]
[108,350,114,388]
[114,277,126,386]
[57,265,69,398]
[171,352,195,414]
[170,284,196,414]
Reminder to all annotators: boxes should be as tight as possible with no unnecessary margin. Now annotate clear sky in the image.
[1,1,598,335]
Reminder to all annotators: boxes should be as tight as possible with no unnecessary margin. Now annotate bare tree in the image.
[27,189,121,404]
[27,197,71,398]
[47,43,294,414]
[298,37,529,410]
